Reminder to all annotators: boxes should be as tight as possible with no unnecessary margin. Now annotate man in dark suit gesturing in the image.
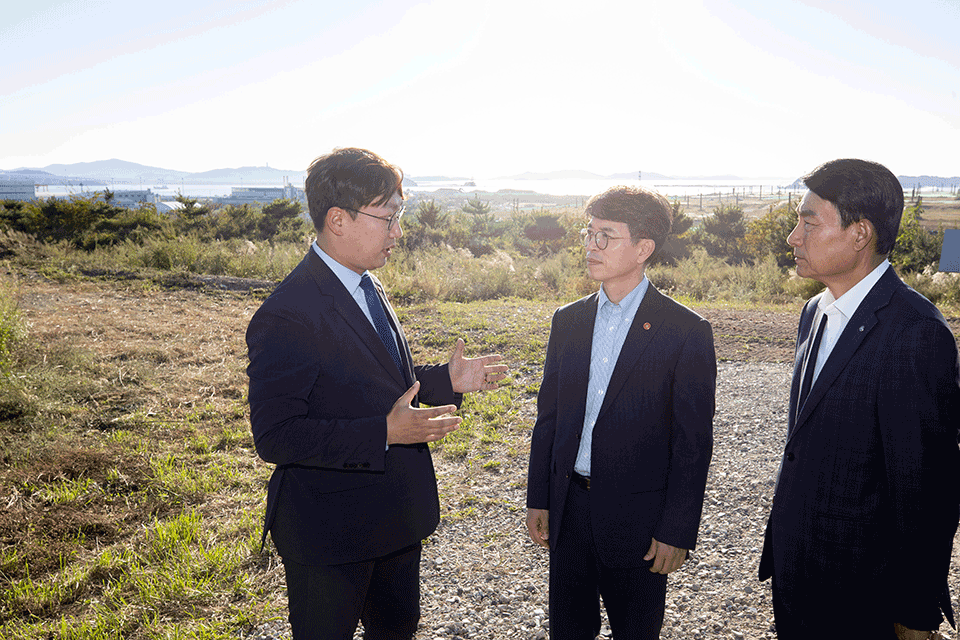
[759,159,960,639]
[526,186,716,639]
[246,147,507,639]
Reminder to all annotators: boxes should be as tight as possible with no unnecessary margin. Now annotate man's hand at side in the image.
[526,508,550,549]
[644,537,688,574]
[894,623,944,640]
[387,381,461,445]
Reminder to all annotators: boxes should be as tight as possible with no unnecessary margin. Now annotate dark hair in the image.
[802,158,903,255]
[584,185,673,260]
[304,147,404,232]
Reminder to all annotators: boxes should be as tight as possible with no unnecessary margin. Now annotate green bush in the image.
[902,267,960,306]
[379,246,583,303]
[690,205,749,264]
[890,200,943,273]
[743,204,796,267]
[647,248,810,303]
[657,200,696,266]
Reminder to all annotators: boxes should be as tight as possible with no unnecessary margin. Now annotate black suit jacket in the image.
[526,285,716,566]
[246,250,460,565]
[760,267,960,630]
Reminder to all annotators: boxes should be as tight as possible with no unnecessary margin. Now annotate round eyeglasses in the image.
[344,205,405,229]
[580,228,625,250]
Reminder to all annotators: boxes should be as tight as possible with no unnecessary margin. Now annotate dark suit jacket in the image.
[526,284,716,567]
[246,250,460,566]
[759,267,960,630]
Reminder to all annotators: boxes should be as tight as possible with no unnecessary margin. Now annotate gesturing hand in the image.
[448,338,509,393]
[386,381,461,445]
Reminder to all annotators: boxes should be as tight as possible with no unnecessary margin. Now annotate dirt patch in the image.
[694,307,799,363]
[0,445,159,583]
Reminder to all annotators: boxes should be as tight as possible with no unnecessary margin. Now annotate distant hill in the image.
[0,168,107,186]
[501,169,736,181]
[3,159,305,186]
[786,175,960,190]
[3,160,957,191]
[899,175,960,188]
[608,171,673,181]
[504,170,609,180]
[410,175,471,182]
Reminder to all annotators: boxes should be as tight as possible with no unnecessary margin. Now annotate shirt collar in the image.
[818,259,890,320]
[598,276,649,317]
[312,241,364,294]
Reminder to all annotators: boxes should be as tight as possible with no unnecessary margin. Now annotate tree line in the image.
[0,191,945,275]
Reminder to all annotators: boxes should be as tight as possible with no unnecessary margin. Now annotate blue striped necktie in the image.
[360,274,404,374]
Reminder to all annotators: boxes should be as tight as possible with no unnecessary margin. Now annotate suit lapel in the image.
[788,299,820,436]
[561,294,598,430]
[788,269,900,442]
[597,285,665,420]
[307,253,409,388]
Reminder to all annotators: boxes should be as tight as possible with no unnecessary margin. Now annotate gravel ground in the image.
[242,359,960,640]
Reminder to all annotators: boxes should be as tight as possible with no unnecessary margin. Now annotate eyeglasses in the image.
[580,228,625,250]
[344,205,405,229]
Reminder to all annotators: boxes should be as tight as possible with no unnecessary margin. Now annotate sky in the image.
[2,0,959,179]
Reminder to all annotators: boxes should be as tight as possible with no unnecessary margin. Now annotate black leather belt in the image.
[572,472,591,490]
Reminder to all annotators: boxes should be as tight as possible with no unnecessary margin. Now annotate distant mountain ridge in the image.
[0,159,304,186]
[1,160,957,190]
[499,169,734,181]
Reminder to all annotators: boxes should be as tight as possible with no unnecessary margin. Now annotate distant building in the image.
[110,189,159,207]
[156,200,186,215]
[40,188,159,208]
[0,182,36,201]
[215,184,305,205]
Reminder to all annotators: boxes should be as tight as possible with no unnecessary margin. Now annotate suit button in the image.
[786,452,795,462]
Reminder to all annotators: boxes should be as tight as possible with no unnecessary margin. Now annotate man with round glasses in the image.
[527,185,716,639]
[246,147,507,639]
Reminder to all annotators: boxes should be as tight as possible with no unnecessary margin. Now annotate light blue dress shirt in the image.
[312,242,398,344]
[574,277,650,477]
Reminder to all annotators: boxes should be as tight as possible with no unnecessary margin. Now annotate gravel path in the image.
[245,360,960,639]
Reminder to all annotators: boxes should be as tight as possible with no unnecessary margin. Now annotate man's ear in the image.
[853,218,876,252]
[636,238,656,265]
[325,207,345,236]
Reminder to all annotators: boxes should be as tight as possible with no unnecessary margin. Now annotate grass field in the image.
[0,271,579,638]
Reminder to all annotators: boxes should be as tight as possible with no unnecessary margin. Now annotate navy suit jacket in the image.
[526,285,716,567]
[760,267,960,630]
[246,251,460,565]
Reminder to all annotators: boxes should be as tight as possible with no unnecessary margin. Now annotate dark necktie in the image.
[797,314,826,416]
[360,274,404,374]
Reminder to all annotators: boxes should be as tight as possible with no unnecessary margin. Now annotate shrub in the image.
[691,205,749,264]
[648,248,811,303]
[890,200,942,273]
[902,267,960,306]
[743,204,796,267]
[658,200,696,266]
